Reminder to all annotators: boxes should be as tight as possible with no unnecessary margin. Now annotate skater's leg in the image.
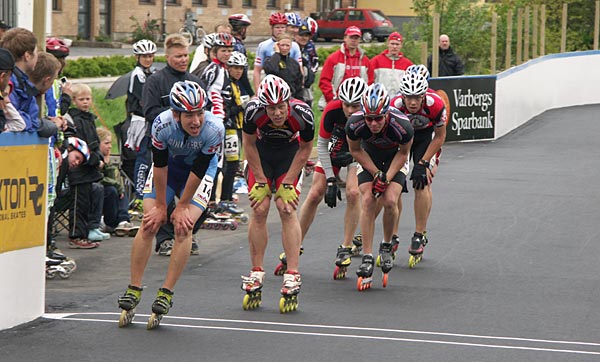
[414,186,431,234]
[298,171,326,240]
[129,197,160,287]
[358,182,377,255]
[248,197,271,269]
[381,183,401,243]
[341,166,360,248]
[276,197,302,273]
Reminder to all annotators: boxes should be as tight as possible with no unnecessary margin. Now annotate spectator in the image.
[64,83,110,245]
[214,23,232,34]
[427,34,465,77]
[318,26,373,110]
[45,37,72,118]
[228,14,254,96]
[295,20,319,107]
[97,127,138,237]
[0,47,16,133]
[0,21,10,40]
[191,33,216,78]
[370,32,413,97]
[263,33,303,101]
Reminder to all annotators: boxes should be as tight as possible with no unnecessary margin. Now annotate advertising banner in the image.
[0,133,47,253]
[428,76,497,142]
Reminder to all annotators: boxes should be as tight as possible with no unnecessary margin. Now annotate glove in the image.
[249,182,271,203]
[275,183,298,204]
[371,170,388,198]
[125,115,147,151]
[411,163,429,190]
[324,177,342,208]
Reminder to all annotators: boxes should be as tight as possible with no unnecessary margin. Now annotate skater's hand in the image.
[249,182,271,208]
[143,205,167,233]
[411,162,431,190]
[275,183,299,207]
[371,170,388,198]
[324,177,342,208]
[171,205,194,235]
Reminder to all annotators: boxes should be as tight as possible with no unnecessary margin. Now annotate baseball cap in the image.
[0,48,15,71]
[344,26,361,37]
[298,24,311,36]
[388,32,402,42]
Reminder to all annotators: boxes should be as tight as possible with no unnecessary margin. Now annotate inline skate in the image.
[200,207,239,231]
[391,234,400,259]
[117,285,143,327]
[47,247,77,274]
[304,160,316,176]
[356,254,374,291]
[147,288,173,330]
[241,268,265,310]
[218,201,249,224]
[375,242,394,287]
[45,257,75,279]
[333,245,353,280]
[273,246,304,276]
[128,199,144,221]
[279,272,301,313]
[351,233,363,256]
[408,232,428,268]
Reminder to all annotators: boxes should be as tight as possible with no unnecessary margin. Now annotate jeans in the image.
[88,182,104,230]
[103,185,130,228]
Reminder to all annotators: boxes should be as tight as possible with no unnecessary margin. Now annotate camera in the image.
[60,76,68,85]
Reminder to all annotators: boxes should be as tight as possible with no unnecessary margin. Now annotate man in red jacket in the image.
[370,32,413,97]
[318,26,373,110]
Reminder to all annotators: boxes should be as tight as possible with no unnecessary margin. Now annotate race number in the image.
[192,175,214,210]
[224,130,240,162]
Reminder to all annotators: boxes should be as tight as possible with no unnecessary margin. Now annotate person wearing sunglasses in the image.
[391,67,447,268]
[345,83,414,290]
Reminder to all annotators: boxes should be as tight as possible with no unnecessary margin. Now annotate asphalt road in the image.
[1,105,600,362]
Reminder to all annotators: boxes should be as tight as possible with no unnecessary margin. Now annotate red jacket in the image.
[319,44,374,102]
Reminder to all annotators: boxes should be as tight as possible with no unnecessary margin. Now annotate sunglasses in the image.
[365,115,385,123]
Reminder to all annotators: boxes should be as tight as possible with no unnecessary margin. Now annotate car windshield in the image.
[369,10,387,22]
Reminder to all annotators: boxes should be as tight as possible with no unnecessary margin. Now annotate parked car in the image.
[314,8,395,43]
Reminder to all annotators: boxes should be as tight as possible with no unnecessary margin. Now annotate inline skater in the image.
[117,81,224,329]
[241,75,314,313]
[228,14,254,96]
[390,68,446,268]
[346,83,413,290]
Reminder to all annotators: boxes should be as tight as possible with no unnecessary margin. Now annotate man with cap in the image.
[318,25,373,110]
[0,47,15,132]
[0,21,10,41]
[370,32,413,97]
[294,20,319,107]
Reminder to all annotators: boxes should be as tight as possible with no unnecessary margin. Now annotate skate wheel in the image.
[357,277,364,291]
[119,309,135,328]
[214,223,222,230]
[333,266,346,280]
[382,273,388,288]
[375,255,381,267]
[46,270,57,279]
[59,271,70,279]
[229,223,238,231]
[408,255,421,268]
[147,313,162,330]
[242,294,251,310]
[239,215,249,224]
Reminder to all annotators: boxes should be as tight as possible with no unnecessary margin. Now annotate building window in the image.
[52,0,61,10]
[218,0,229,6]
[242,0,253,7]
[166,0,178,5]
[267,0,277,8]
[139,0,154,3]
[291,0,301,9]
[192,0,203,5]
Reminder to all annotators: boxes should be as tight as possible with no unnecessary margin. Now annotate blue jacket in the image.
[9,67,40,132]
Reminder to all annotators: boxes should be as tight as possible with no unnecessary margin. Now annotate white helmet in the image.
[304,17,318,36]
[257,74,291,106]
[337,77,368,104]
[399,71,428,96]
[133,39,157,55]
[169,81,206,112]
[203,33,217,49]
[406,64,430,80]
[227,51,248,67]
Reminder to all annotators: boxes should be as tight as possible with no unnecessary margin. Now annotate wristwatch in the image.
[419,159,430,169]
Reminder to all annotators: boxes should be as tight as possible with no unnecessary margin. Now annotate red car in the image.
[315,8,395,43]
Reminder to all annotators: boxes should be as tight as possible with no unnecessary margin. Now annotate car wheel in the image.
[362,31,373,43]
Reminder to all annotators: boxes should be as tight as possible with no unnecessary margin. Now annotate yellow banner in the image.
[0,134,48,253]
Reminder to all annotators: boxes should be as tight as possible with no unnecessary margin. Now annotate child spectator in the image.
[263,33,303,101]
[45,38,72,117]
[97,127,138,236]
[64,83,110,245]
[0,47,16,133]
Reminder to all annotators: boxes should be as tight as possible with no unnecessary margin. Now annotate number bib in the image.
[224,129,240,162]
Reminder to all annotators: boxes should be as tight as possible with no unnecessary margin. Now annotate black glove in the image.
[324,177,342,208]
[371,171,388,198]
[411,163,429,190]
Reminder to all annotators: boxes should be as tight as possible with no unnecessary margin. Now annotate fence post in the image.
[491,12,497,74]
[540,5,546,56]
[524,6,530,61]
[421,42,428,66]
[561,3,567,53]
[517,8,523,65]
[594,1,599,50]
[505,9,513,69]
[432,13,440,78]
[532,5,539,58]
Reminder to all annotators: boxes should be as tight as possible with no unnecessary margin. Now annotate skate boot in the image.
[147,288,173,330]
[129,199,144,221]
[274,246,304,276]
[356,255,374,291]
[351,233,363,256]
[241,267,265,310]
[117,285,142,327]
[376,242,394,287]
[304,160,316,176]
[408,232,429,268]
[391,234,400,259]
[279,272,301,313]
[45,257,72,279]
[333,245,353,280]
[219,201,249,224]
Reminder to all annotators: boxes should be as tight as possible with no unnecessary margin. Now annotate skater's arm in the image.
[282,139,312,185]
[242,132,267,183]
[386,140,412,182]
[422,124,446,164]
[347,138,378,177]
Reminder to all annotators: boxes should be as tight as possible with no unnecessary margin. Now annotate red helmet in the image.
[269,12,288,26]
[305,17,319,36]
[46,37,69,58]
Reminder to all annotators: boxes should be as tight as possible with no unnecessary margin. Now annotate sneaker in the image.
[158,239,174,256]
[190,233,200,255]
[102,224,116,234]
[88,228,110,241]
[68,238,99,249]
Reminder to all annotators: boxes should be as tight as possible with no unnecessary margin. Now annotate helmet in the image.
[304,17,318,36]
[285,12,303,27]
[269,12,288,26]
[227,51,248,67]
[406,64,430,80]
[169,81,206,112]
[228,14,252,29]
[203,33,217,49]
[132,39,157,55]
[361,83,390,116]
[257,74,291,106]
[46,37,69,58]
[212,32,236,48]
[66,137,90,161]
[399,71,428,96]
[337,77,368,104]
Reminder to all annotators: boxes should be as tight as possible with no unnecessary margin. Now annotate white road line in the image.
[43,312,600,355]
